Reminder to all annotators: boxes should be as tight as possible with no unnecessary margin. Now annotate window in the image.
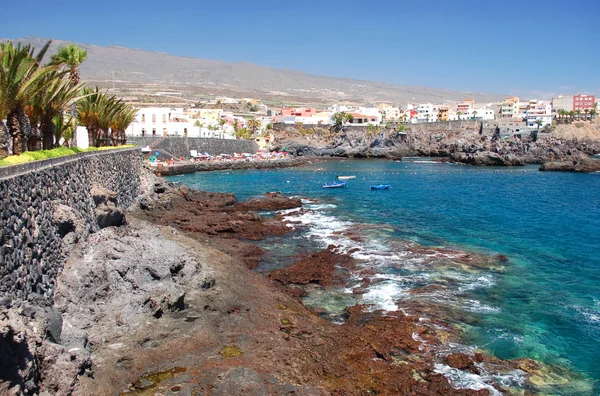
[162,114,167,124]
[184,128,188,137]
[152,114,156,123]
[141,114,146,123]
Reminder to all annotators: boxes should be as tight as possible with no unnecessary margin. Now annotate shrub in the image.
[0,145,137,167]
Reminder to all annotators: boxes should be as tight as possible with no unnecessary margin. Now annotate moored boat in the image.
[323,182,347,189]
[370,184,390,190]
[336,175,356,180]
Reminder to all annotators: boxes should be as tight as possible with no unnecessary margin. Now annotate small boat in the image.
[336,175,356,180]
[370,184,391,190]
[323,182,347,189]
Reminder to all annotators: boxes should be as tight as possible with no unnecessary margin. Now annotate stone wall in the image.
[129,137,259,157]
[0,148,142,305]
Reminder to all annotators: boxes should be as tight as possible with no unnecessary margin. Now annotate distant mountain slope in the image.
[3,36,505,104]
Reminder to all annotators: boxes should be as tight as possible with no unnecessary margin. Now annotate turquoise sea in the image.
[167,159,600,394]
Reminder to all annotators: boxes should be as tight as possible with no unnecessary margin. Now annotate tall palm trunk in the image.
[0,122,10,158]
[7,106,26,155]
[70,69,80,86]
[87,127,96,148]
[41,118,56,149]
[28,125,43,151]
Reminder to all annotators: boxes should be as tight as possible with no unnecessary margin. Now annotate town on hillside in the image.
[124,94,599,145]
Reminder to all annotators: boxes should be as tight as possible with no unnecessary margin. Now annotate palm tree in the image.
[332,112,353,131]
[534,118,543,132]
[52,114,77,147]
[590,109,597,121]
[77,86,119,147]
[0,40,55,154]
[27,70,85,149]
[556,109,564,124]
[247,119,261,135]
[50,44,88,85]
[584,109,590,121]
[109,104,137,146]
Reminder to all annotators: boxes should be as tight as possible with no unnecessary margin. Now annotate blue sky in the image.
[2,0,599,98]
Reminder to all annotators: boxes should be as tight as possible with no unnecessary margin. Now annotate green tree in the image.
[534,118,543,133]
[235,127,252,140]
[50,43,88,85]
[332,112,353,131]
[52,114,77,147]
[77,86,124,147]
[0,40,55,154]
[109,104,138,146]
[27,70,85,149]
[589,109,597,120]
[247,119,262,135]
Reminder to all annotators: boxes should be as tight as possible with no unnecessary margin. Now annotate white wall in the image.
[74,126,89,149]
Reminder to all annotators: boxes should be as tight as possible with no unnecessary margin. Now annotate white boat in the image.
[336,175,356,180]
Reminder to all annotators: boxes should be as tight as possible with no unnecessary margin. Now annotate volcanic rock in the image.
[269,248,355,286]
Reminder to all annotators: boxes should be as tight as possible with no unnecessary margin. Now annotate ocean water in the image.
[167,159,600,394]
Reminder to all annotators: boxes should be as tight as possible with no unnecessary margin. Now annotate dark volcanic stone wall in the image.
[0,149,142,305]
[129,137,259,156]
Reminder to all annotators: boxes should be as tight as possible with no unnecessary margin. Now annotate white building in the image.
[126,107,235,139]
[378,104,402,120]
[526,103,553,128]
[449,106,495,121]
[412,103,438,123]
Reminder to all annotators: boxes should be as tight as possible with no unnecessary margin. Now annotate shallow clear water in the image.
[167,159,600,392]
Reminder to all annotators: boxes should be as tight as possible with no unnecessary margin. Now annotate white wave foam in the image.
[457,275,496,293]
[573,304,600,327]
[361,281,407,311]
[464,300,500,314]
[434,363,525,396]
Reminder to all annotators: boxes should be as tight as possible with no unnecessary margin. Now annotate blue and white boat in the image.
[322,182,347,189]
[370,184,390,190]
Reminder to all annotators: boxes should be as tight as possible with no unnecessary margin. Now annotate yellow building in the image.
[188,108,222,123]
[438,106,450,121]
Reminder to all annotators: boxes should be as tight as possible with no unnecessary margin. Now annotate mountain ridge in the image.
[2,36,506,104]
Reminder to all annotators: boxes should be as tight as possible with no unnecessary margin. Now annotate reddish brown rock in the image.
[447,353,480,374]
[269,248,355,286]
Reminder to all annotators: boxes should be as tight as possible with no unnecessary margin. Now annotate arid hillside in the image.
[2,36,506,105]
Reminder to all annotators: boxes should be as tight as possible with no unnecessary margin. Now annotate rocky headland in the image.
[270,120,600,167]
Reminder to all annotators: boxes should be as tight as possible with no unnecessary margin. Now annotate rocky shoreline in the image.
[539,156,600,172]
[1,169,591,395]
[193,158,304,172]
[270,122,600,168]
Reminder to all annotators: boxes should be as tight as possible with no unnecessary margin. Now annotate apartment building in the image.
[552,95,574,111]
[525,103,553,128]
[126,107,235,139]
[573,94,596,111]
[457,99,475,115]
[500,97,520,118]
[377,103,402,120]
